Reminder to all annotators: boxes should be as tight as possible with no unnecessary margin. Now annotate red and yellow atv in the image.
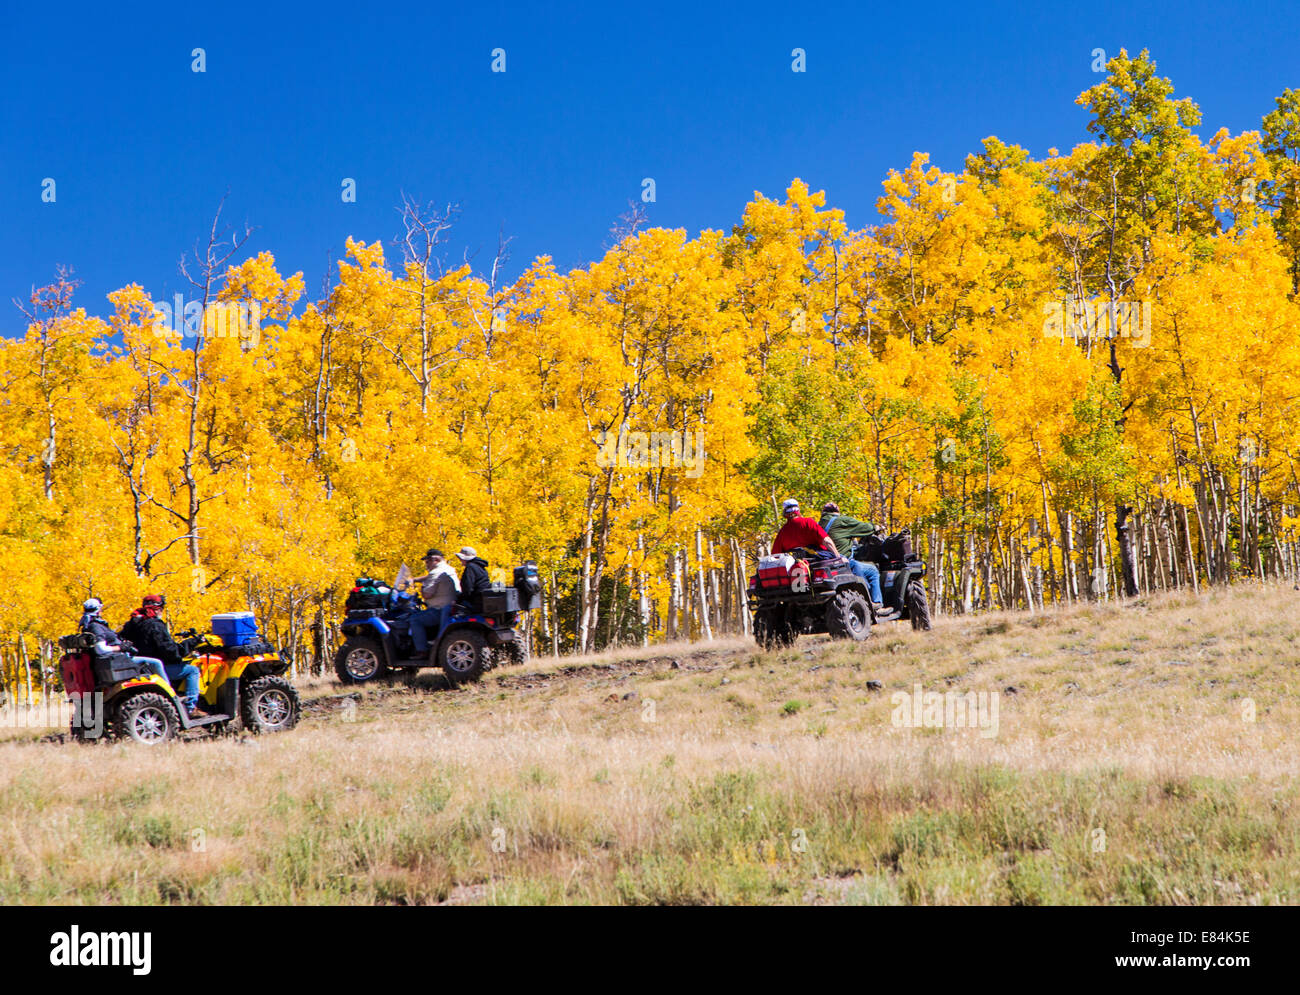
[58,632,300,745]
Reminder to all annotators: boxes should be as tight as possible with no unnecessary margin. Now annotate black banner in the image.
[2,906,1286,984]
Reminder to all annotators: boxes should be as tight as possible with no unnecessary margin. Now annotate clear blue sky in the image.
[3,0,1297,335]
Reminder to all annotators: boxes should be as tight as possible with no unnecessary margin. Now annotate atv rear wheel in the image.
[69,695,104,743]
[826,589,872,641]
[906,579,932,631]
[114,692,179,745]
[241,675,301,733]
[69,721,102,744]
[753,609,797,650]
[335,638,388,684]
[439,629,490,684]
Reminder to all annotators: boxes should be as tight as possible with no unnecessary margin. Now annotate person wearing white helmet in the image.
[78,598,169,683]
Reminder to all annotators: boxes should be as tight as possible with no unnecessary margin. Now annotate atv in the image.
[334,561,542,686]
[746,528,931,650]
[57,628,300,745]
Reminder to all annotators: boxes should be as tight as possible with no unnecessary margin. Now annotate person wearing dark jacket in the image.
[818,502,888,612]
[79,598,168,682]
[454,547,491,611]
[120,594,203,712]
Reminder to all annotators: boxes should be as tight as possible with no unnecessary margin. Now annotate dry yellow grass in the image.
[2,582,1298,904]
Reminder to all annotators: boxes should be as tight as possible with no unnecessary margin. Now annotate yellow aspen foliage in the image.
[4,51,1300,671]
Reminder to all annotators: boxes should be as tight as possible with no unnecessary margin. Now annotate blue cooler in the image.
[211,611,258,647]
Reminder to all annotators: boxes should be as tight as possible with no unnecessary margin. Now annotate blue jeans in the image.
[135,656,166,681]
[845,558,883,603]
[164,662,200,708]
[410,606,447,655]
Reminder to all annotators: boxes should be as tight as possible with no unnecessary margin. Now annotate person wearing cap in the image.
[771,499,840,557]
[406,549,461,658]
[79,598,169,684]
[453,546,491,611]
[818,502,886,610]
[120,595,203,713]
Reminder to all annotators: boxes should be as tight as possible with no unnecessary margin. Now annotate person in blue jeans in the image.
[403,548,461,659]
[119,595,203,712]
[845,552,884,605]
[817,502,888,611]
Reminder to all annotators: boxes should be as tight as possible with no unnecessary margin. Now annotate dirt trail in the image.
[301,645,750,718]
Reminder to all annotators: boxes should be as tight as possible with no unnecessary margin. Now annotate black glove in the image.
[120,640,137,655]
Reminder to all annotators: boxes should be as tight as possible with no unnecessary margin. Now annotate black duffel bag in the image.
[881,529,914,563]
[513,560,542,610]
[854,533,885,564]
[346,590,388,612]
[217,639,278,659]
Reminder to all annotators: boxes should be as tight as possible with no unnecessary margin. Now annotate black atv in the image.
[334,562,542,686]
[746,529,931,650]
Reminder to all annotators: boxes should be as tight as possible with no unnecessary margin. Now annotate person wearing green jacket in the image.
[819,502,887,610]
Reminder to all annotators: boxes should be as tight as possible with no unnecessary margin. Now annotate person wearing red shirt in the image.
[771,498,840,556]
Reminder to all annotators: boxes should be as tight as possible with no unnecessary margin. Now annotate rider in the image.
[818,502,888,613]
[120,595,203,714]
[405,548,460,659]
[771,499,840,557]
[453,546,491,611]
[79,598,169,682]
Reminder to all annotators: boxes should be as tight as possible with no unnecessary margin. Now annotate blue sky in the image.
[2,0,1297,335]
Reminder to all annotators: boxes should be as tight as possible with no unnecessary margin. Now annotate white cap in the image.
[782,498,800,514]
[456,546,477,561]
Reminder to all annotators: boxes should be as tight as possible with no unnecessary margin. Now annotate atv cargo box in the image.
[92,652,151,686]
[480,584,520,615]
[59,652,95,695]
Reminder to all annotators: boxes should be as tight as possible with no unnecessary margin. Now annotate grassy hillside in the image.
[3,582,1298,905]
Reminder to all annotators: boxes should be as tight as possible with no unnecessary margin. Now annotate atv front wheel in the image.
[826,589,872,641]
[906,579,932,631]
[114,693,179,745]
[241,676,301,733]
[754,609,797,650]
[440,629,490,685]
[498,637,529,667]
[335,638,388,684]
